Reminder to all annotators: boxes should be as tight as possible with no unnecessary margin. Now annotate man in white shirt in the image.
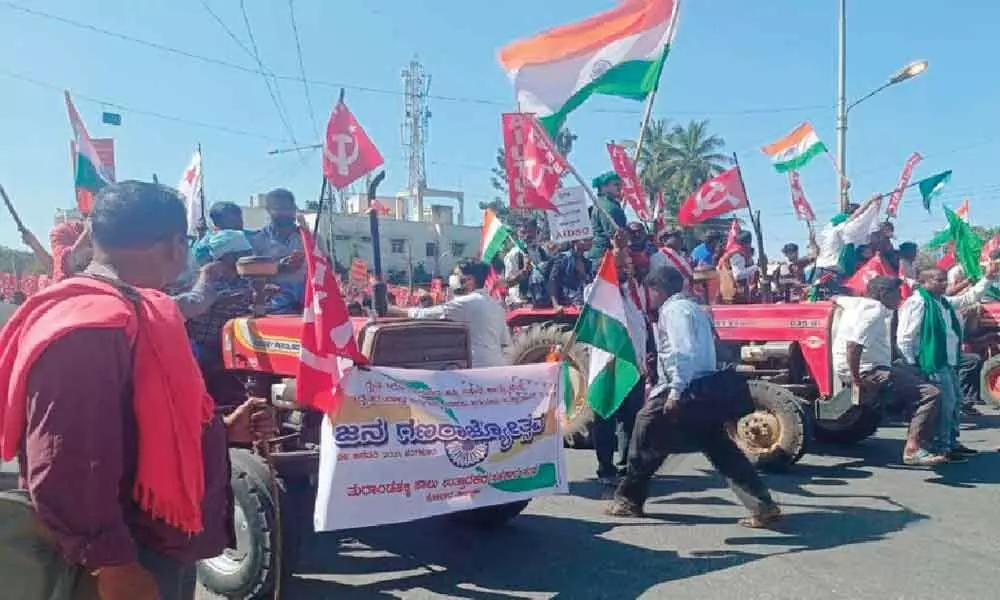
[897,264,998,459]
[389,262,511,368]
[608,266,779,527]
[831,277,945,465]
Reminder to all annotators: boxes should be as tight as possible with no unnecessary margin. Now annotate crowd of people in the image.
[2,170,999,598]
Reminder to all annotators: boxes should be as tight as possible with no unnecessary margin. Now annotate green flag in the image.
[917,170,952,211]
[944,205,983,281]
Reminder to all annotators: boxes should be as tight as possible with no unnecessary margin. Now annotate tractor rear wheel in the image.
[728,381,809,473]
[980,354,1000,409]
[506,323,592,448]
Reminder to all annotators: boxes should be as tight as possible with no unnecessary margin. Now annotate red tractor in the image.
[504,300,884,473]
[964,302,1000,408]
[196,176,532,600]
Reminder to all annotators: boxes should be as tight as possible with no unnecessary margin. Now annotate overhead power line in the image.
[0,67,288,142]
[1,2,829,118]
[287,0,320,139]
[237,0,301,157]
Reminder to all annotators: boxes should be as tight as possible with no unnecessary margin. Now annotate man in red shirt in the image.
[0,181,272,600]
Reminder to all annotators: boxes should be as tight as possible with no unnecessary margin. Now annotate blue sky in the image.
[0,0,997,254]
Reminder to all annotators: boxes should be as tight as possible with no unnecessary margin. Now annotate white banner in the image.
[314,363,568,531]
[546,186,593,243]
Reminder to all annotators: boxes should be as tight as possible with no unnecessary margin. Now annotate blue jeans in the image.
[933,368,963,453]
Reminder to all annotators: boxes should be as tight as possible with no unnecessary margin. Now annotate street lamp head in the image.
[889,60,928,85]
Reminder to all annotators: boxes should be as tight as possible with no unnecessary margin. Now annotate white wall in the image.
[241,207,479,277]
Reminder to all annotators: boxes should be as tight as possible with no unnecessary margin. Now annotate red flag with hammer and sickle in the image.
[502,113,568,211]
[606,143,650,220]
[845,255,896,296]
[296,227,368,414]
[677,167,748,226]
[323,99,384,190]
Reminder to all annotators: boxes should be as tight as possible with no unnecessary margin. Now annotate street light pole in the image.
[836,0,848,212]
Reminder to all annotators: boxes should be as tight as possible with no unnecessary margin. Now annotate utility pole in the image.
[401,57,431,222]
[835,0,849,212]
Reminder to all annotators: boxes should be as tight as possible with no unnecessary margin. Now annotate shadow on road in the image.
[279,465,928,599]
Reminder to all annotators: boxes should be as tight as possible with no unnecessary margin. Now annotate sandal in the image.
[606,498,644,518]
[903,449,949,467]
[739,505,781,529]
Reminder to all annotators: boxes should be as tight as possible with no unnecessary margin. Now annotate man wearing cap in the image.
[588,172,627,262]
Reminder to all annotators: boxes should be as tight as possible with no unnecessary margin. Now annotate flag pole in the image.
[732,153,770,301]
[197,143,207,237]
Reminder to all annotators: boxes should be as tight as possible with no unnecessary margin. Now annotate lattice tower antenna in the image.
[400,57,431,221]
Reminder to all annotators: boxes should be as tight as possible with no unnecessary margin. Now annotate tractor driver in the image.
[832,276,947,466]
[387,261,511,368]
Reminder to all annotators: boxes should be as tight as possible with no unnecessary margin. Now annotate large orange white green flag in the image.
[498,0,680,136]
[761,122,828,173]
[575,251,640,419]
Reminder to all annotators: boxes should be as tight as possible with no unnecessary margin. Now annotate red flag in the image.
[322,99,384,190]
[501,113,568,211]
[846,255,896,295]
[606,143,650,220]
[937,243,957,271]
[787,171,816,222]
[677,167,748,226]
[365,200,392,216]
[885,152,923,218]
[981,235,999,261]
[297,228,368,414]
[349,258,368,287]
[723,219,741,254]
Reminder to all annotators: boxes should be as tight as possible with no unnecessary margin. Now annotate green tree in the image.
[630,118,731,216]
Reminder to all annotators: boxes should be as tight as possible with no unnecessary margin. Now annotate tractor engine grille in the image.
[359,320,471,371]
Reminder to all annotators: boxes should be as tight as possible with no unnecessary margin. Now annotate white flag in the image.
[177,149,203,236]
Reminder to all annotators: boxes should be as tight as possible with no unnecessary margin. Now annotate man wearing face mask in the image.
[248,188,306,314]
[388,261,511,367]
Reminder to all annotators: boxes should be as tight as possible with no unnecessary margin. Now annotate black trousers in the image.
[615,392,775,514]
[593,379,644,478]
[958,352,983,406]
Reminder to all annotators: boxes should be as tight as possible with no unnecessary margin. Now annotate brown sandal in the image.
[739,506,782,529]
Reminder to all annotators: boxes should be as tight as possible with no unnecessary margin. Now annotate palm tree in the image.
[632,119,731,215]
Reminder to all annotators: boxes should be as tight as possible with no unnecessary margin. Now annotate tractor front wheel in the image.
[728,381,809,473]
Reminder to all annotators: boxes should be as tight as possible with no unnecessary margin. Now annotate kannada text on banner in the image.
[314,363,568,531]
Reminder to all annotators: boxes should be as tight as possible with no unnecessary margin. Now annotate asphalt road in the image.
[7,413,1000,599]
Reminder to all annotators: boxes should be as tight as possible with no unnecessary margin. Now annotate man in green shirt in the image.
[588,171,628,262]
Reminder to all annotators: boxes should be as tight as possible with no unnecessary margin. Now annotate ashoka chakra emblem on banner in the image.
[590,60,613,81]
[443,440,489,469]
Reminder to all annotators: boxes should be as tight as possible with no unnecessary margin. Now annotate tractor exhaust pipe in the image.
[368,171,388,317]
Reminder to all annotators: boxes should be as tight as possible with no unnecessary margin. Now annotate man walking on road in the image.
[608,266,780,527]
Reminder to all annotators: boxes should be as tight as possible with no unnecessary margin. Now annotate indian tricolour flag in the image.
[575,251,640,419]
[65,91,113,196]
[761,122,828,173]
[480,208,512,263]
[498,0,680,136]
